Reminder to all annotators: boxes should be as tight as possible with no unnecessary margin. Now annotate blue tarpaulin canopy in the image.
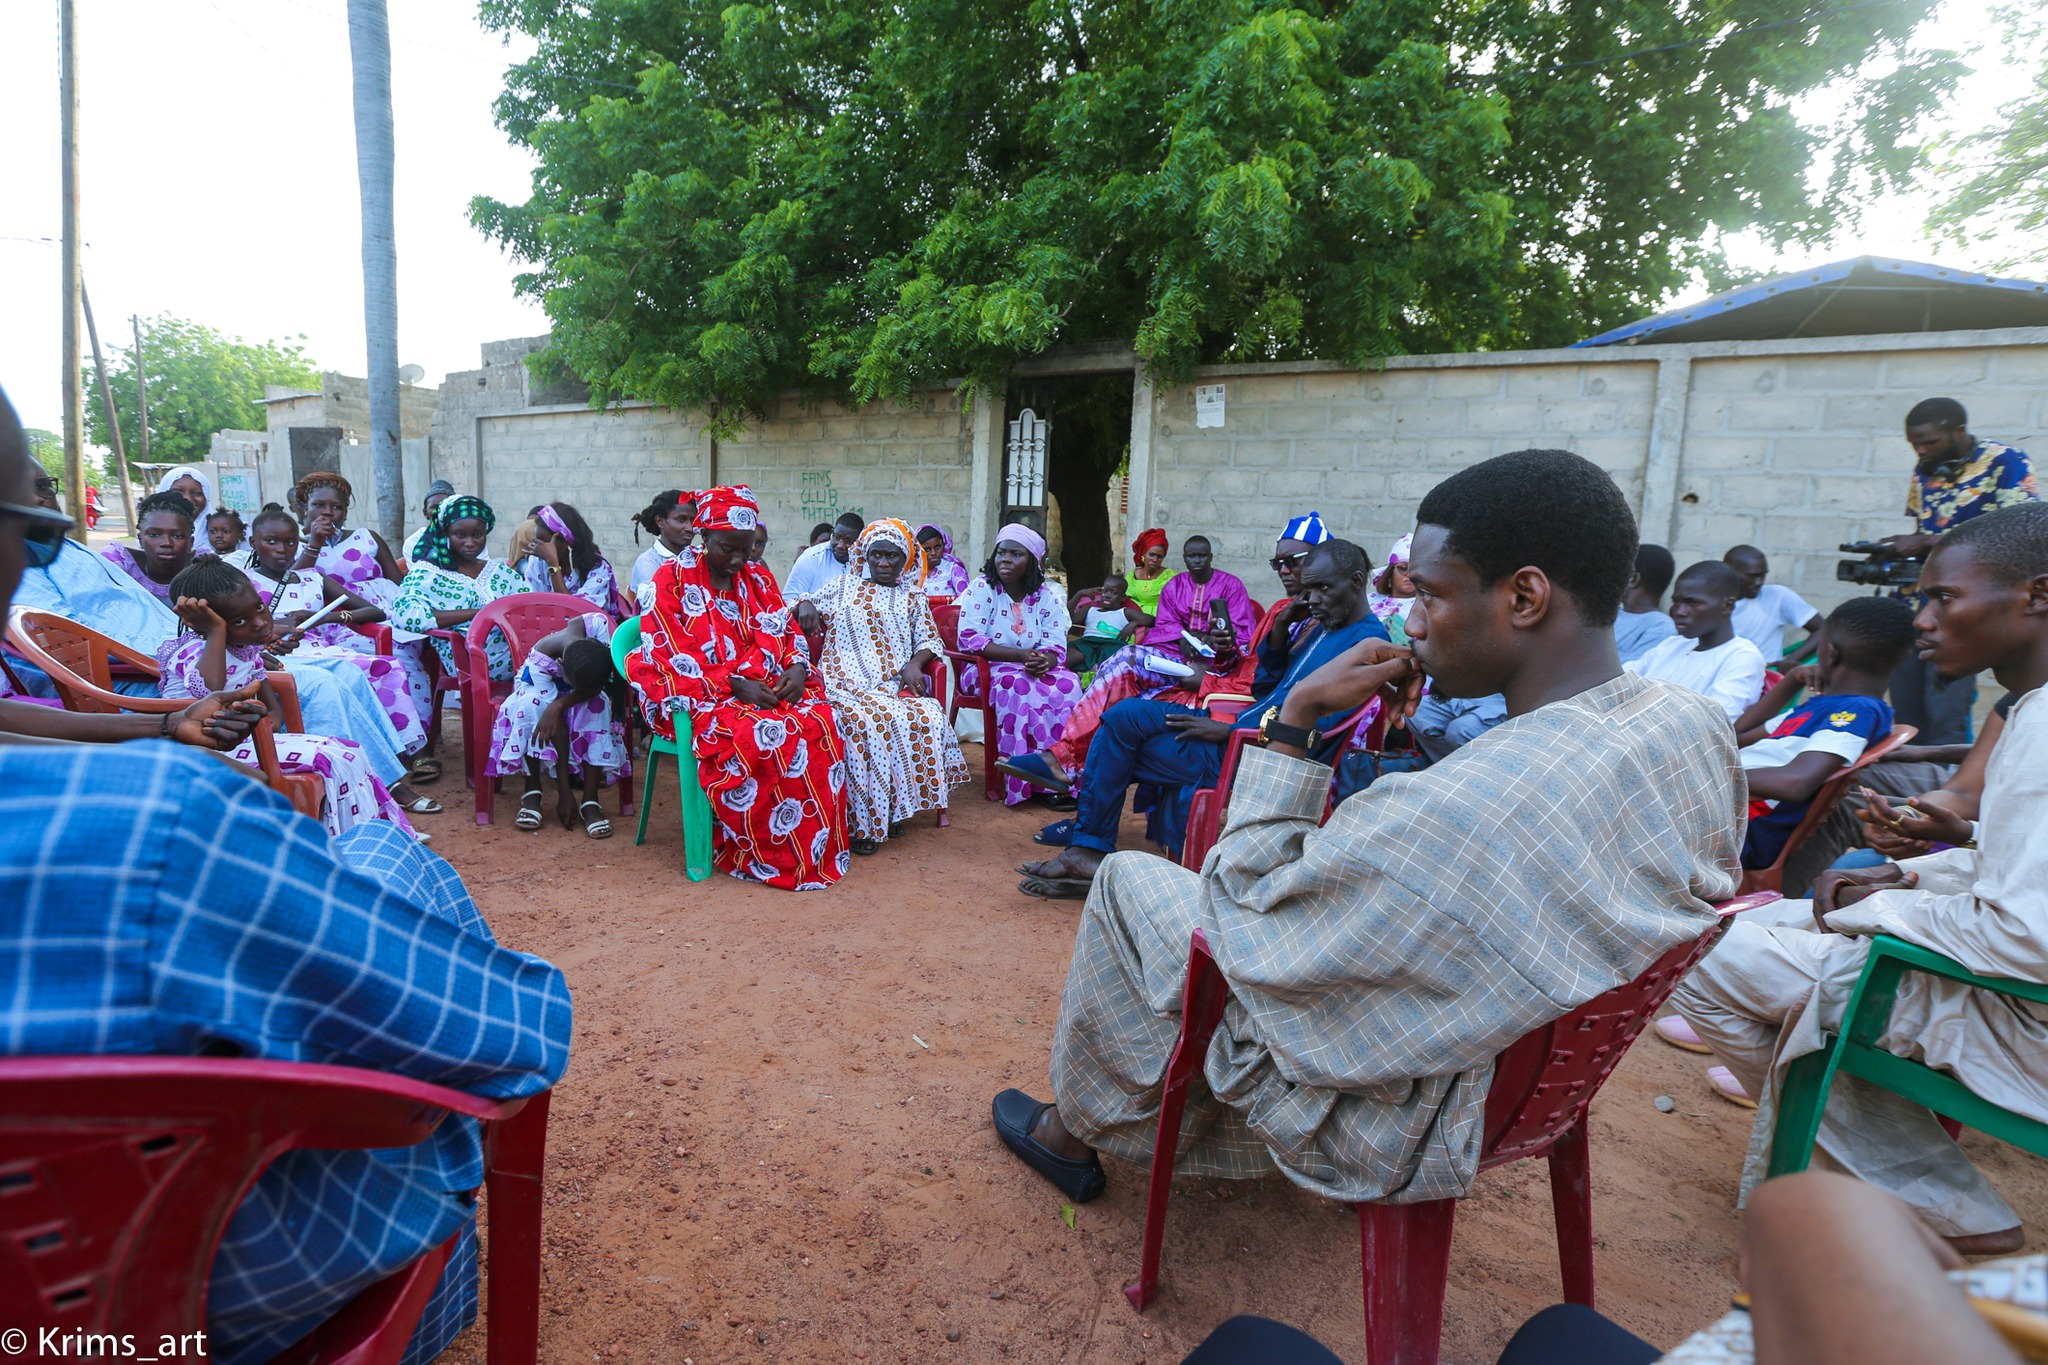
[1575,256,2048,347]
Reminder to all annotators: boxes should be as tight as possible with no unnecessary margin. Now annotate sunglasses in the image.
[1269,550,1311,571]
[1,500,77,568]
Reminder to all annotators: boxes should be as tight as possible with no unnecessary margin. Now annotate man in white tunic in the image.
[990,450,1746,1204]
[783,511,863,601]
[1675,502,2048,1253]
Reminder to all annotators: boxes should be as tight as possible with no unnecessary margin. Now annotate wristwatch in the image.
[1257,705,1317,750]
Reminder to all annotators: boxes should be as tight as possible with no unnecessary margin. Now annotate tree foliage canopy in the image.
[85,315,320,468]
[1928,9,2048,270]
[475,0,1951,425]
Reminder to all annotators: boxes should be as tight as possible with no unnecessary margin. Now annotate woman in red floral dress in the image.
[625,485,849,890]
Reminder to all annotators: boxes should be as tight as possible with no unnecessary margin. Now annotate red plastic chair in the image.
[465,593,637,825]
[934,602,1012,803]
[7,606,324,823]
[349,621,394,656]
[0,1056,549,1365]
[1126,891,1783,1362]
[1739,724,1915,894]
[1179,703,1385,869]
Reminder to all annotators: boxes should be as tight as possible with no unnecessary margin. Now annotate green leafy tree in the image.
[1928,10,2048,270]
[22,428,100,490]
[474,0,1951,425]
[85,315,320,469]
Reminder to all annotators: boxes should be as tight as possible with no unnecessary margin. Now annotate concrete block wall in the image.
[1147,361,1657,596]
[1143,329,2048,622]
[1668,345,2048,604]
[473,405,709,565]
[721,390,975,573]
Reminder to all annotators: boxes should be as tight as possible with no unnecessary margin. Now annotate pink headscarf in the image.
[995,522,1047,564]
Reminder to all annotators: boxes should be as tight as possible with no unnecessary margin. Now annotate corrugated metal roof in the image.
[1575,256,2048,347]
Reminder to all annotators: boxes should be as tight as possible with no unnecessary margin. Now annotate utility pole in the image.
[58,0,86,520]
[82,284,137,529]
[132,314,151,463]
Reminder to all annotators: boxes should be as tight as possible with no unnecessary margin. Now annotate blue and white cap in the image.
[1278,511,1332,547]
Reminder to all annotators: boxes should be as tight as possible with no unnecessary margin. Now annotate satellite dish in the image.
[397,363,426,384]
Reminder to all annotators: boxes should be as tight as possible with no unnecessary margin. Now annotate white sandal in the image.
[579,799,613,840]
[515,789,545,831]
[403,795,444,815]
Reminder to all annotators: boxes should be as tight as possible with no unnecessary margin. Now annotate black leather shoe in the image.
[991,1088,1106,1203]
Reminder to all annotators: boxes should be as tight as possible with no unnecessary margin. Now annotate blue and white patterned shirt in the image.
[0,739,573,1364]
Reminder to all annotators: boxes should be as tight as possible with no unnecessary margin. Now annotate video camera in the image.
[1837,541,1924,590]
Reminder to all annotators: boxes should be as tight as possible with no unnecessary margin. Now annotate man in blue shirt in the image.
[1613,543,1677,663]
[0,386,573,1364]
[1732,596,1915,871]
[1016,539,1389,895]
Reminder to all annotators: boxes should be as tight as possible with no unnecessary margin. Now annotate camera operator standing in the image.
[1881,397,2037,742]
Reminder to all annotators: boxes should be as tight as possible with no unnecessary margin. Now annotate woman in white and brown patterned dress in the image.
[797,520,968,855]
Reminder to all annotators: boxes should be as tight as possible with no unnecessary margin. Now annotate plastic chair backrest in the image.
[1743,724,1916,893]
[610,612,642,679]
[931,601,961,653]
[0,1056,528,1340]
[467,593,595,672]
[6,608,159,713]
[1479,891,1780,1164]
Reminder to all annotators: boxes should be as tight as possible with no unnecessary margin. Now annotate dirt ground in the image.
[421,738,2048,1365]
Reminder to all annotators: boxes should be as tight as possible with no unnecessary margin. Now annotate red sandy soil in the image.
[429,741,2048,1365]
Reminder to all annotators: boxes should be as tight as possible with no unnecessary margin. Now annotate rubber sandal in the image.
[1018,875,1093,901]
[851,836,881,856]
[996,753,1070,793]
[991,1089,1105,1202]
[1706,1065,1757,1109]
[403,796,444,815]
[1033,818,1075,846]
[579,799,613,840]
[408,756,443,784]
[1654,1015,1712,1054]
[515,790,545,832]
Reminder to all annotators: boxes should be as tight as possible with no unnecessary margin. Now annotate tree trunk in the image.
[347,0,403,540]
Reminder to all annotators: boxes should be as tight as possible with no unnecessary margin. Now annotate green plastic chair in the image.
[610,614,714,882]
[1768,933,2048,1178]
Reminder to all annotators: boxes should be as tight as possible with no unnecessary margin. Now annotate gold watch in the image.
[1257,705,1317,749]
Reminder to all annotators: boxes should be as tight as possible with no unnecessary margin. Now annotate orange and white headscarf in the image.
[852,519,928,586]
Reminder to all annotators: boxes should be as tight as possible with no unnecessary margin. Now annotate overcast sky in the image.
[1,0,2036,438]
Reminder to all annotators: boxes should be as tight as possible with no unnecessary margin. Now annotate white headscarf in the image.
[155,466,248,556]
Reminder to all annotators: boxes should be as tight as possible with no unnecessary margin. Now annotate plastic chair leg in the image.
[1548,1118,1595,1307]
[1126,936,1231,1313]
[982,702,1002,802]
[616,752,637,819]
[485,1092,551,1365]
[678,737,713,884]
[635,749,662,847]
[1357,1198,1458,1365]
[1766,1049,1835,1178]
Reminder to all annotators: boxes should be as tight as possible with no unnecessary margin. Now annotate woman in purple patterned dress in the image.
[240,506,438,801]
[916,524,971,598]
[100,491,198,602]
[292,470,435,732]
[156,558,417,838]
[954,523,1083,805]
[486,611,629,838]
[520,502,619,612]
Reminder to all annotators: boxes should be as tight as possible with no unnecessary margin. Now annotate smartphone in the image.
[1207,599,1231,632]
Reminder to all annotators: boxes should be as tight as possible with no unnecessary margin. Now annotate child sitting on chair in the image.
[204,508,249,565]
[1731,595,1916,872]
[486,612,630,839]
[158,557,418,839]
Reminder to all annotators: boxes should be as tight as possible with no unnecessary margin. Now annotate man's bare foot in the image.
[1029,1103,1095,1161]
[1015,847,1105,881]
[1945,1225,2026,1257]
